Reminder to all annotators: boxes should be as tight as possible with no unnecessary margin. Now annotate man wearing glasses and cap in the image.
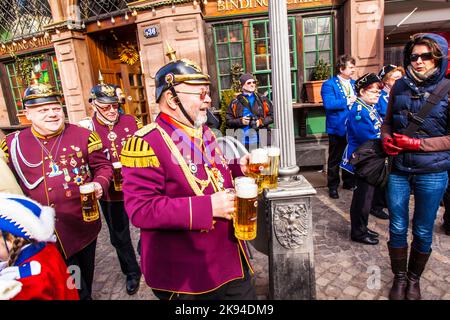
[226,73,273,151]
[78,74,142,295]
[121,46,256,300]
[0,76,113,300]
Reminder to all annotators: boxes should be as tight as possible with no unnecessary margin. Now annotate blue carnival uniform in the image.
[321,76,356,136]
[341,98,383,173]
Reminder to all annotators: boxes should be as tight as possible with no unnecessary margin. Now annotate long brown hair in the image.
[404,34,444,67]
[3,233,32,267]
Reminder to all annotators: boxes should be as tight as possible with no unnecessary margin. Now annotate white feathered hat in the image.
[0,193,55,242]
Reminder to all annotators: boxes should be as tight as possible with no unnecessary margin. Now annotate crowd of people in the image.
[322,33,450,300]
[0,32,449,301]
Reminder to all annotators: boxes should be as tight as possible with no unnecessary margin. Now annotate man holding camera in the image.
[226,73,273,150]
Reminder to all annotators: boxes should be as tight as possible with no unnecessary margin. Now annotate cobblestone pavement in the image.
[92,186,450,300]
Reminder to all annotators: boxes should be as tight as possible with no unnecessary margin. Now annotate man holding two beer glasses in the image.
[233,147,280,241]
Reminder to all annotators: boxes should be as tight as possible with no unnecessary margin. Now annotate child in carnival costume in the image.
[0,193,79,300]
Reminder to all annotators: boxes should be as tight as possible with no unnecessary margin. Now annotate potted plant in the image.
[304,58,331,103]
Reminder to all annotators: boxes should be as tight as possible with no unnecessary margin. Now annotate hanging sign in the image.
[204,0,340,18]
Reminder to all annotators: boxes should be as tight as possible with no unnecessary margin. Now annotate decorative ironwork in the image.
[0,0,52,42]
[273,203,308,249]
[79,0,136,21]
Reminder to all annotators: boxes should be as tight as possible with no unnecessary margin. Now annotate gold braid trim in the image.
[0,138,8,160]
[120,136,160,168]
[88,131,103,154]
[135,122,157,137]
[134,116,143,130]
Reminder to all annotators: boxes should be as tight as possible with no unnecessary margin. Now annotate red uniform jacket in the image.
[121,113,252,295]
[1,124,113,259]
[90,114,140,201]
[12,243,79,300]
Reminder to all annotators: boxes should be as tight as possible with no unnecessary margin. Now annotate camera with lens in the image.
[248,116,259,129]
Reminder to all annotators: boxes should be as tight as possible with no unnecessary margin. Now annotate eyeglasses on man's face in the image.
[410,52,433,62]
[174,89,210,101]
[95,102,120,111]
[245,80,256,85]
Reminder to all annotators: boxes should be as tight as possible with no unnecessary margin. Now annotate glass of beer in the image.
[262,147,280,189]
[248,148,269,193]
[234,176,255,187]
[79,182,100,222]
[112,161,123,192]
[234,182,258,240]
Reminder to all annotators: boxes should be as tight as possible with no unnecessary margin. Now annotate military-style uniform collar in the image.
[160,112,203,139]
[31,124,65,139]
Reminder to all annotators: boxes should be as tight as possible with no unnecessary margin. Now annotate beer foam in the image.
[250,148,268,164]
[266,147,280,157]
[112,162,122,169]
[236,183,258,199]
[235,177,255,185]
[80,182,95,194]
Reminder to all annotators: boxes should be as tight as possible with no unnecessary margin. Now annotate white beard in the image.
[194,114,207,129]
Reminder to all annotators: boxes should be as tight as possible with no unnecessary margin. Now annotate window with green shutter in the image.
[303,15,333,81]
[213,23,245,94]
[250,18,297,102]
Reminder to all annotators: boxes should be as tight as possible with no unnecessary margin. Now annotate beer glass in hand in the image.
[261,147,280,189]
[234,182,258,240]
[112,161,123,192]
[80,182,100,222]
[248,148,269,193]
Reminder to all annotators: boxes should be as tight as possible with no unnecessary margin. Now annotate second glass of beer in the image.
[234,182,258,240]
[248,148,269,193]
[112,161,123,192]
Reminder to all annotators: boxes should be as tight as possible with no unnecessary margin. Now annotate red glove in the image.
[382,136,403,156]
[393,133,421,151]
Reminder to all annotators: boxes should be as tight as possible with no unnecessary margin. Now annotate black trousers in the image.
[100,200,141,277]
[152,257,256,300]
[371,186,387,212]
[65,239,97,300]
[328,134,355,189]
[350,178,375,238]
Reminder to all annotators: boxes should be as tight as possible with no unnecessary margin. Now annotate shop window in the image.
[250,18,297,101]
[213,23,245,93]
[5,52,66,117]
[303,16,333,81]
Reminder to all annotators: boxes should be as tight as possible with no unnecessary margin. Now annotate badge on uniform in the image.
[48,162,63,178]
[188,160,198,174]
[70,157,77,167]
[73,174,84,186]
[369,113,376,121]
[63,168,71,182]
[108,131,117,141]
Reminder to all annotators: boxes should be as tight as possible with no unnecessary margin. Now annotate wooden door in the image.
[120,63,150,125]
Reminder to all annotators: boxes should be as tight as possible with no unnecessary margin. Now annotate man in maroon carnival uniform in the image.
[121,47,256,299]
[0,77,113,300]
[78,74,142,295]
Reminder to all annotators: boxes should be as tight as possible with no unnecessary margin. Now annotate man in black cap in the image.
[78,72,142,295]
[120,45,256,300]
[226,73,273,150]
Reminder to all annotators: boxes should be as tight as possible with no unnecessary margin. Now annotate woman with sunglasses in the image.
[381,33,450,300]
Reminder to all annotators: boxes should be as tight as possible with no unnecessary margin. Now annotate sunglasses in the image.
[175,89,210,101]
[245,80,256,85]
[410,52,433,62]
[94,102,120,110]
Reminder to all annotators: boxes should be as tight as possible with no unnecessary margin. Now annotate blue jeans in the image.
[386,171,448,253]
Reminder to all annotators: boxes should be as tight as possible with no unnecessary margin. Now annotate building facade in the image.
[0,0,384,166]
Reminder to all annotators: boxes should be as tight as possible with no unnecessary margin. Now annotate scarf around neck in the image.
[407,65,439,84]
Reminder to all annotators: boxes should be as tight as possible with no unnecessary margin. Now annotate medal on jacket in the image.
[188,159,198,174]
[63,168,71,182]
[73,174,84,185]
[48,161,63,177]
[108,131,117,141]
[211,167,224,190]
[60,155,68,166]
[63,183,72,198]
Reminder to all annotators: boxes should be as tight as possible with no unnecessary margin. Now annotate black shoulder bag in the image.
[349,78,450,187]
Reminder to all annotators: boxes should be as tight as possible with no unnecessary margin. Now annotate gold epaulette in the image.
[0,138,8,161]
[87,131,103,154]
[134,116,143,130]
[135,122,157,138]
[120,136,160,168]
